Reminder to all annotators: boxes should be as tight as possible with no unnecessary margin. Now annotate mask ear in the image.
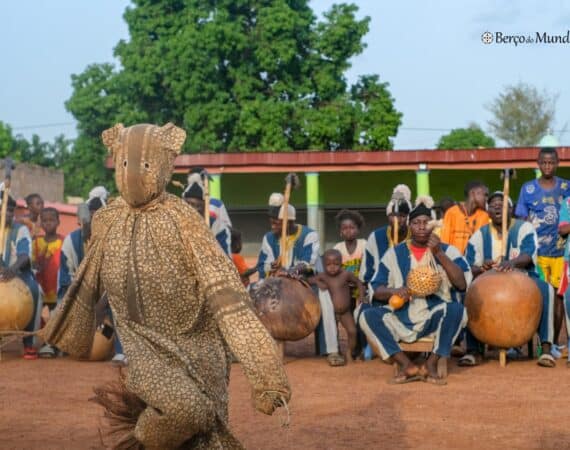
[160,123,186,155]
[101,123,125,156]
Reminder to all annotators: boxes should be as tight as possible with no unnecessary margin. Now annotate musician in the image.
[182,181,231,255]
[0,193,41,360]
[360,184,412,289]
[256,193,344,366]
[463,191,555,367]
[357,200,470,385]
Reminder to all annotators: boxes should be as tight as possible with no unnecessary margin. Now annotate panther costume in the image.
[42,123,290,449]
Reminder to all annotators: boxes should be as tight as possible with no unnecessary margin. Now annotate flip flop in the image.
[457,354,480,367]
[537,353,556,368]
[424,375,447,386]
[388,373,424,385]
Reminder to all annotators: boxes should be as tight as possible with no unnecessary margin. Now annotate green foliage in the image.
[63,0,402,194]
[487,82,557,146]
[437,123,496,150]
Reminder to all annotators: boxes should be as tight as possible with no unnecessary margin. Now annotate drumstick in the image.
[393,203,399,245]
[500,169,511,260]
[279,173,300,269]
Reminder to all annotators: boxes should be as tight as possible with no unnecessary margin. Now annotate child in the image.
[311,249,366,362]
[230,228,257,287]
[333,209,367,279]
[18,193,44,238]
[33,207,63,358]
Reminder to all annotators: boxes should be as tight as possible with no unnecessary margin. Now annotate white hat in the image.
[278,204,296,220]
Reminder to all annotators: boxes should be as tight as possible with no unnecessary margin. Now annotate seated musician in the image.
[357,200,470,385]
[463,191,555,367]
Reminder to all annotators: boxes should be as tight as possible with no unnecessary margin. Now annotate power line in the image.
[12,122,76,131]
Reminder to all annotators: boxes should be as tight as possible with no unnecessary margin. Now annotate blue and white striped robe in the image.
[465,220,554,345]
[2,223,40,346]
[256,225,320,279]
[210,216,231,256]
[58,228,84,299]
[357,242,470,360]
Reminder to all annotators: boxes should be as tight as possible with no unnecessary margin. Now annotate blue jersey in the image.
[515,177,570,257]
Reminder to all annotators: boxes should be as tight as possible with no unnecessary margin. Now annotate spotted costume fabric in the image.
[42,123,290,449]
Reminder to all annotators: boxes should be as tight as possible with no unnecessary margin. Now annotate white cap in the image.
[278,204,296,220]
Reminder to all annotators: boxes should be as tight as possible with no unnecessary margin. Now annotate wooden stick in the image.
[393,213,399,245]
[501,170,510,260]
[0,175,12,257]
[279,178,293,269]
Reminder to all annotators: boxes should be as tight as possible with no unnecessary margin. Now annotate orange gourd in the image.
[389,294,406,310]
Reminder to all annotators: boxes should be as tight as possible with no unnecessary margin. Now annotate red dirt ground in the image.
[1,336,569,450]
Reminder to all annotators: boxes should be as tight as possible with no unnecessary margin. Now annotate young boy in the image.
[310,249,366,363]
[18,193,44,238]
[32,207,63,358]
[516,147,570,346]
[230,228,257,287]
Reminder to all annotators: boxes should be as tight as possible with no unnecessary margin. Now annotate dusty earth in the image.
[1,334,569,450]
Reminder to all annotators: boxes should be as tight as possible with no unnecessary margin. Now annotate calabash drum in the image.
[465,270,542,348]
[251,277,321,341]
[0,278,33,331]
[87,318,115,361]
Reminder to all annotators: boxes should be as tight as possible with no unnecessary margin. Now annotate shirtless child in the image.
[311,249,367,362]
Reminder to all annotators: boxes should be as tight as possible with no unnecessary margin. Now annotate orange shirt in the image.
[440,204,489,254]
[232,253,250,287]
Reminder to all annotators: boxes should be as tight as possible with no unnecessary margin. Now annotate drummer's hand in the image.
[270,260,281,272]
[0,267,16,281]
[495,260,514,272]
[481,259,495,271]
[427,234,443,256]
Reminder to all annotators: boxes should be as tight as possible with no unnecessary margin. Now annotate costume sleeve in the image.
[303,229,320,268]
[515,185,528,218]
[444,244,472,291]
[256,234,274,279]
[360,231,378,284]
[15,226,32,259]
[465,230,483,268]
[519,222,538,265]
[181,207,291,413]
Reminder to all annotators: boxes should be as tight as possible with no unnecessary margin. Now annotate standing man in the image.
[440,181,489,254]
[516,147,570,348]
[464,192,556,367]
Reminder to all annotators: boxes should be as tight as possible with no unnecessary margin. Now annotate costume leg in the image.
[535,278,554,344]
[126,355,218,450]
[316,289,339,355]
[423,302,466,358]
[358,304,401,360]
[21,273,40,348]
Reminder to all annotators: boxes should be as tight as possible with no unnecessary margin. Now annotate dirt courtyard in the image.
[1,336,569,450]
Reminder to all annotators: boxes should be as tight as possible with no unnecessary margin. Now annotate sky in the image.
[1,0,569,150]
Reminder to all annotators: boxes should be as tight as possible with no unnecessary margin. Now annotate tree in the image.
[437,123,496,150]
[65,0,402,195]
[487,82,557,146]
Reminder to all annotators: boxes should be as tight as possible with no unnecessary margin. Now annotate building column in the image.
[210,173,221,199]
[306,172,324,249]
[416,163,430,197]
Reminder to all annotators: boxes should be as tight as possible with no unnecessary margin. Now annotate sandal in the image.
[424,375,447,386]
[457,354,481,367]
[327,353,346,367]
[537,353,556,368]
[388,373,423,385]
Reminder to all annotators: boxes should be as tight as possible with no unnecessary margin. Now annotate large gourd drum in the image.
[0,278,33,331]
[251,277,321,341]
[465,270,542,348]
